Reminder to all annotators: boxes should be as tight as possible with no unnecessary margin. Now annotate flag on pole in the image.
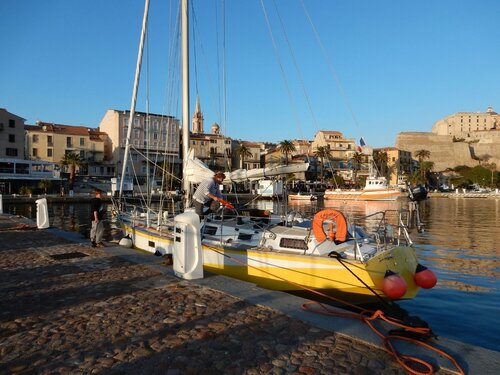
[359,137,366,147]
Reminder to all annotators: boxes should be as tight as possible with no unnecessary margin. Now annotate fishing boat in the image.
[288,192,317,201]
[324,175,402,201]
[115,0,436,302]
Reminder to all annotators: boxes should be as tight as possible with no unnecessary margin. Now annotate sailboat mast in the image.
[181,0,191,207]
[119,0,150,199]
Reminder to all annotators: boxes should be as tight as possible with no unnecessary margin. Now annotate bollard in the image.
[35,198,50,229]
[173,211,203,280]
[0,194,3,214]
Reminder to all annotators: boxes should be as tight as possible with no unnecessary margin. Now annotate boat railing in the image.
[201,208,281,246]
[113,199,181,231]
[351,209,414,256]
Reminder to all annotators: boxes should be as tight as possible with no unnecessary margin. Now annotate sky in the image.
[1,0,499,148]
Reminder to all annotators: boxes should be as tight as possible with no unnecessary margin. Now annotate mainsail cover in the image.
[183,149,309,184]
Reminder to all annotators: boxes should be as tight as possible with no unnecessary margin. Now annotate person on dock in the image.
[90,189,105,247]
[192,172,226,220]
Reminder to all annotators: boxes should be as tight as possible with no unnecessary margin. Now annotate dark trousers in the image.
[193,199,220,219]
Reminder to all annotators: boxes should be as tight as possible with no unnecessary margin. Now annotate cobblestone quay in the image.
[0,214,452,375]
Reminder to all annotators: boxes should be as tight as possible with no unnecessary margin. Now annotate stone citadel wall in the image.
[395,132,500,171]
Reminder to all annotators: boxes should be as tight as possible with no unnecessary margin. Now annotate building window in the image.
[66,137,72,147]
[8,134,15,143]
[6,148,18,157]
[47,149,53,157]
[32,134,39,143]
[33,148,38,157]
[80,137,85,146]
[9,119,15,128]
[80,150,85,158]
[47,135,53,146]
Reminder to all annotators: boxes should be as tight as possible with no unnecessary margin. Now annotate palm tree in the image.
[38,179,52,194]
[414,149,431,163]
[350,152,364,187]
[414,149,431,182]
[60,152,85,190]
[419,160,434,185]
[277,140,296,166]
[235,143,253,169]
[373,150,389,178]
[313,146,331,182]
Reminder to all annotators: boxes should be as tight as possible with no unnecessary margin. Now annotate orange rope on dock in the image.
[206,244,466,375]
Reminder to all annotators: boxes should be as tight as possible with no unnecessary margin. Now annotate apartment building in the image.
[190,123,232,171]
[99,109,180,181]
[374,147,413,186]
[25,122,111,176]
[232,140,262,170]
[0,108,26,159]
[311,130,356,159]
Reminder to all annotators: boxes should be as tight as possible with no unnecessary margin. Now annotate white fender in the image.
[119,235,133,248]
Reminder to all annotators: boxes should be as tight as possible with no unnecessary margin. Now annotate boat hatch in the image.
[237,233,253,241]
[279,237,308,250]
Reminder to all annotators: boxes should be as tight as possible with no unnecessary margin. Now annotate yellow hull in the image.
[203,245,420,301]
[121,221,420,301]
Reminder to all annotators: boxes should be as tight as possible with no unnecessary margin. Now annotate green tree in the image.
[60,152,85,190]
[373,150,389,178]
[350,152,364,187]
[486,163,497,187]
[235,143,253,169]
[414,149,431,183]
[277,140,296,166]
[313,146,332,182]
[19,186,33,196]
[38,179,52,194]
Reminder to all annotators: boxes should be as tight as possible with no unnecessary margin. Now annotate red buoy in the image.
[414,264,437,289]
[382,270,407,299]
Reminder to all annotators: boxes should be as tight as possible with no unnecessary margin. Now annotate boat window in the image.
[279,238,308,250]
[202,226,218,235]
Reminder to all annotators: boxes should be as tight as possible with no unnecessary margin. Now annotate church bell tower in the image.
[192,96,204,134]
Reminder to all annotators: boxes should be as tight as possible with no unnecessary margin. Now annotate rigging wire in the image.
[259,0,304,142]
[271,0,317,143]
[299,0,363,136]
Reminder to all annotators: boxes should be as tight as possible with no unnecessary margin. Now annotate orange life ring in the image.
[312,209,348,243]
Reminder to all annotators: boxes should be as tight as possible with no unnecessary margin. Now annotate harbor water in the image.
[4,197,499,352]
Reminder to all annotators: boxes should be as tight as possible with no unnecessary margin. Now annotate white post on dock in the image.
[35,198,50,229]
[0,194,3,214]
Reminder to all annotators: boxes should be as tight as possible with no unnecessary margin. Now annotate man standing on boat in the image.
[192,172,226,220]
[90,189,105,247]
